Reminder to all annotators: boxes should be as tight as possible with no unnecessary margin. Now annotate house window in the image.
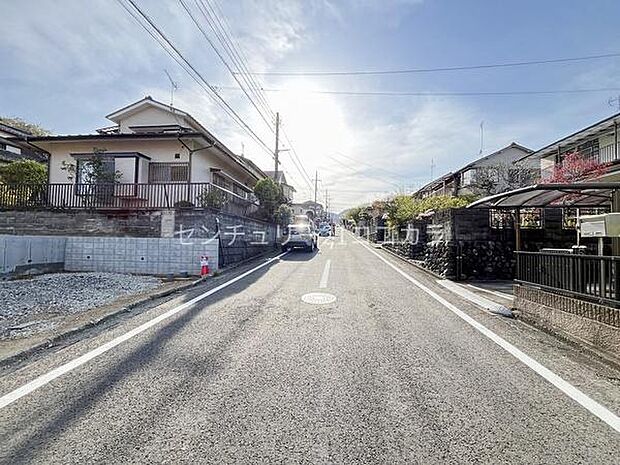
[461,169,476,186]
[490,209,514,229]
[562,207,609,229]
[212,172,250,199]
[149,162,189,183]
[76,158,115,184]
[520,208,543,229]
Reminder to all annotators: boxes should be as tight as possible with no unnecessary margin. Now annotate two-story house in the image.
[264,170,296,203]
[414,142,535,199]
[291,200,324,220]
[518,112,620,181]
[8,97,266,212]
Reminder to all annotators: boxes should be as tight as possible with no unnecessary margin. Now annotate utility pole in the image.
[325,190,329,219]
[274,112,280,178]
[314,170,319,204]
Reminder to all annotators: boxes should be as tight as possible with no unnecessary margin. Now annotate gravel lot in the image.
[0,272,162,338]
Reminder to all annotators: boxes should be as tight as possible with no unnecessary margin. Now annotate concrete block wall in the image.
[0,209,276,274]
[514,284,620,360]
[0,235,66,277]
[64,237,218,276]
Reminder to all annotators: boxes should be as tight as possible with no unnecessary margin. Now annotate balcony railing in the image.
[0,182,258,212]
[598,143,620,164]
[515,251,620,306]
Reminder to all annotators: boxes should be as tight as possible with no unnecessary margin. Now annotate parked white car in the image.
[282,224,318,253]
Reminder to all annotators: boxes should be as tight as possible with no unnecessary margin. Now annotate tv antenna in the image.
[608,95,620,112]
[164,69,178,106]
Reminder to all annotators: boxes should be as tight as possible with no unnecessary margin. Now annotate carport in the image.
[467,182,620,252]
[468,182,620,305]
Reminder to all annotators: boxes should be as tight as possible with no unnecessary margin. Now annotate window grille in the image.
[149,162,189,183]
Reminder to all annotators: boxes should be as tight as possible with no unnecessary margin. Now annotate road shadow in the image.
[280,248,320,262]
[2,257,281,464]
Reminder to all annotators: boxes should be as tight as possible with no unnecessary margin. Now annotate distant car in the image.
[318,224,331,236]
[294,214,311,225]
[282,224,318,252]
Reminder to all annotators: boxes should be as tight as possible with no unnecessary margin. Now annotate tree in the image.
[254,177,286,220]
[0,116,51,136]
[543,151,607,183]
[386,195,416,226]
[274,204,293,226]
[469,162,539,196]
[385,194,474,227]
[60,148,122,183]
[0,160,47,184]
[343,206,362,224]
[0,160,48,207]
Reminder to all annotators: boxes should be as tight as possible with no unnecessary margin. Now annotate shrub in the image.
[197,188,226,209]
[0,159,47,184]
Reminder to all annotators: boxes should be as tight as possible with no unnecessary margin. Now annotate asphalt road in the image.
[1,231,619,464]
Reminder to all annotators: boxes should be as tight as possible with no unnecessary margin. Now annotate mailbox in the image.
[579,213,620,238]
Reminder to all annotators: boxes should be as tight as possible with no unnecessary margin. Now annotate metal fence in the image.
[0,182,257,213]
[515,251,620,306]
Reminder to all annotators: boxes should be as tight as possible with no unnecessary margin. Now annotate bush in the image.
[0,160,47,184]
[254,178,286,220]
[274,204,292,226]
[197,188,226,209]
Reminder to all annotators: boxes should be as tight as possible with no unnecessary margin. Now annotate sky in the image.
[1,0,620,211]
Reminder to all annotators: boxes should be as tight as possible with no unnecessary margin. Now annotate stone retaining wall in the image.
[381,208,580,280]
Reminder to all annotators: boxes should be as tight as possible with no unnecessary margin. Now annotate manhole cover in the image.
[301,292,337,305]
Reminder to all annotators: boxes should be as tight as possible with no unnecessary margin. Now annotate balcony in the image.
[598,142,620,164]
[0,182,258,215]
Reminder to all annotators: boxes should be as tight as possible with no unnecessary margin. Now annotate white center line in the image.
[0,252,288,410]
[329,239,335,249]
[351,233,620,434]
[319,259,332,289]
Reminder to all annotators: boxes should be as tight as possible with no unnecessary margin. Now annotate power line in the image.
[177,0,275,133]
[183,0,315,192]
[207,0,276,122]
[115,0,274,156]
[327,152,406,180]
[239,52,620,76]
[254,87,620,97]
[323,156,402,188]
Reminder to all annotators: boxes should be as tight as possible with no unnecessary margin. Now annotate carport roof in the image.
[467,182,620,209]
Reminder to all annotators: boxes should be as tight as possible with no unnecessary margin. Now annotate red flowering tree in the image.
[543,151,607,183]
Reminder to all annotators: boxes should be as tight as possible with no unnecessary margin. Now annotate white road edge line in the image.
[350,233,620,434]
[437,280,513,317]
[466,283,513,301]
[0,252,288,410]
[319,259,332,289]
